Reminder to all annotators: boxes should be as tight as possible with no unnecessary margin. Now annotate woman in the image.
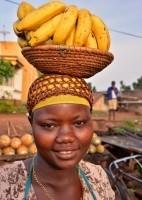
[0,74,115,200]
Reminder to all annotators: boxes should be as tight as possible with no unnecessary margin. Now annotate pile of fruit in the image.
[13,1,110,52]
[0,133,37,156]
[88,132,105,154]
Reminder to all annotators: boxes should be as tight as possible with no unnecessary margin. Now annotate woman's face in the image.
[31,104,93,169]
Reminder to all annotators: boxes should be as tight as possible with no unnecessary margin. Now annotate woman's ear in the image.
[28,116,32,124]
[27,113,33,124]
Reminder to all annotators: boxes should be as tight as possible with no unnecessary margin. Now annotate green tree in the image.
[88,82,97,92]
[120,80,131,92]
[0,59,15,84]
[92,86,96,92]
[132,76,142,89]
[88,82,92,88]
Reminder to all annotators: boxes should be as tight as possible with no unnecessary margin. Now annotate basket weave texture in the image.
[22,45,114,78]
[27,74,93,113]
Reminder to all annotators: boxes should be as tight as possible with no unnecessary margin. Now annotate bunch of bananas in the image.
[13,1,110,52]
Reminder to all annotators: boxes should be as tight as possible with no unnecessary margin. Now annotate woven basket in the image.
[22,45,114,78]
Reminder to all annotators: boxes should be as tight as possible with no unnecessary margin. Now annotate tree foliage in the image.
[120,76,142,91]
[132,76,142,89]
[0,59,15,84]
[88,82,97,92]
[120,81,131,92]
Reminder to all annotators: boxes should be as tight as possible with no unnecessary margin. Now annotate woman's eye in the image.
[41,123,55,129]
[74,121,86,127]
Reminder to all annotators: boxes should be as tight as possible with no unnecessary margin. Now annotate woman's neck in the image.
[34,155,79,188]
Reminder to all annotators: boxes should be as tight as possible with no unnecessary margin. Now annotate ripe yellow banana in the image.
[65,26,76,46]
[45,39,53,45]
[17,1,35,20]
[91,15,110,51]
[85,32,98,49]
[74,9,92,46]
[16,1,66,31]
[24,31,34,41]
[13,20,25,37]
[17,37,28,48]
[53,5,78,44]
[29,13,63,46]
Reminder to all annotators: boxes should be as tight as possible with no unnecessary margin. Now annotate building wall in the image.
[93,95,108,112]
[0,41,38,102]
[0,85,20,99]
[14,68,22,92]
[22,63,38,101]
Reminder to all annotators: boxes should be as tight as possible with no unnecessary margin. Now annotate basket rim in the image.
[22,45,114,78]
[22,44,114,58]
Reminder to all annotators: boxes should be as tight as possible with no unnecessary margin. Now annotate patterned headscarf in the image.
[27,74,93,113]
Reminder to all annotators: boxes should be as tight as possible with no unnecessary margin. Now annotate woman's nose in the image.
[55,125,76,143]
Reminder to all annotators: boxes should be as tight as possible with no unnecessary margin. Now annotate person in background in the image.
[0,74,115,200]
[107,81,119,121]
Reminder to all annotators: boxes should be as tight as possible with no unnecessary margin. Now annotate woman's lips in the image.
[54,150,78,160]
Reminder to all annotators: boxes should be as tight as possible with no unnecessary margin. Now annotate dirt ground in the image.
[0,113,31,136]
[0,111,141,136]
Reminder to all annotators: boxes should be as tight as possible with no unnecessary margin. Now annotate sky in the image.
[0,0,142,91]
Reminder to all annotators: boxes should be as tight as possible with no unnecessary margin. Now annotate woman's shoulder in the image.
[0,160,26,176]
[79,159,105,176]
[0,160,27,184]
[0,160,27,199]
[79,160,115,200]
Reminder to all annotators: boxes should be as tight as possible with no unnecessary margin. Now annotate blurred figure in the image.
[106,81,119,121]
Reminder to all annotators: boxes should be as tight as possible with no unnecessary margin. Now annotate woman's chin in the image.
[50,156,81,170]
[39,151,84,170]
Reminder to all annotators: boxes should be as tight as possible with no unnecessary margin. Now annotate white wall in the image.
[0,68,22,100]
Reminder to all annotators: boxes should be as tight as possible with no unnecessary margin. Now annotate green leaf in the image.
[0,59,15,84]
